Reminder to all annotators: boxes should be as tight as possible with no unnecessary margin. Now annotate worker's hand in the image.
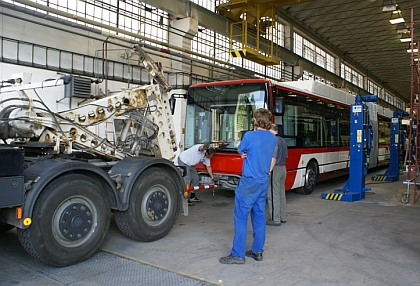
[241,153,247,159]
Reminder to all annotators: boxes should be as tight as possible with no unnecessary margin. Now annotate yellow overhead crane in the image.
[216,0,311,66]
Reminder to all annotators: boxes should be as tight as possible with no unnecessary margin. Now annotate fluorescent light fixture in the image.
[400,33,411,42]
[390,10,405,24]
[407,48,418,53]
[390,17,404,24]
[396,23,409,33]
[382,0,397,12]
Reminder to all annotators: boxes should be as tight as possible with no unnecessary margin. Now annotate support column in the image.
[283,24,302,81]
[168,17,198,87]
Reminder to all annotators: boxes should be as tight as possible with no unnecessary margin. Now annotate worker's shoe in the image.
[187,199,195,206]
[245,250,263,261]
[189,196,202,203]
[266,220,281,226]
[280,220,287,223]
[219,254,245,264]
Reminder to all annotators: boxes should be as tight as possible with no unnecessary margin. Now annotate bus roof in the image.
[277,80,357,106]
[276,80,394,118]
[189,78,271,88]
[189,78,394,118]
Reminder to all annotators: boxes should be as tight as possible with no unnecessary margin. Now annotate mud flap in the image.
[181,196,189,216]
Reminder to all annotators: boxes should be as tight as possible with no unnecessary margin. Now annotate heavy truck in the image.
[0,45,186,267]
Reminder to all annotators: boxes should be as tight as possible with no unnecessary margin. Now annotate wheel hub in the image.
[146,191,168,221]
[306,170,315,187]
[59,203,92,240]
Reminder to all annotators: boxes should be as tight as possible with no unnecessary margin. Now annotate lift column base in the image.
[321,188,370,202]
[371,174,399,182]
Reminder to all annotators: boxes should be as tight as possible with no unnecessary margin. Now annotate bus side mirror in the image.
[272,97,284,116]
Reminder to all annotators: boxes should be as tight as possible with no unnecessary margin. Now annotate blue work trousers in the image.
[231,176,268,258]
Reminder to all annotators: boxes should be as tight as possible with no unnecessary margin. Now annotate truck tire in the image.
[296,161,318,195]
[17,174,110,267]
[114,167,179,242]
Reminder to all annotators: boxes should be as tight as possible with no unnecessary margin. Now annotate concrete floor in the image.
[1,168,420,286]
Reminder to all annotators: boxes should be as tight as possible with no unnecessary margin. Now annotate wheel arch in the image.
[21,159,119,228]
[108,157,184,211]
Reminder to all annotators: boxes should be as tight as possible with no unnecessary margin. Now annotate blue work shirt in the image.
[238,129,276,181]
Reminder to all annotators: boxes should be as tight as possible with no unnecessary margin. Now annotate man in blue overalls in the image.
[219,108,276,264]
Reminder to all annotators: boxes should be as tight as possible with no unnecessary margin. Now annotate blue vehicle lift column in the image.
[371,111,409,182]
[321,94,377,202]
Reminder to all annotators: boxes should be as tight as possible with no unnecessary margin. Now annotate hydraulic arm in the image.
[0,45,177,161]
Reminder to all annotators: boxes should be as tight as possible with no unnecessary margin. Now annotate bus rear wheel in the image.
[296,162,318,195]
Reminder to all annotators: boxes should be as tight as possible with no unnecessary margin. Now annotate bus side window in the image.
[340,135,350,146]
[284,137,296,147]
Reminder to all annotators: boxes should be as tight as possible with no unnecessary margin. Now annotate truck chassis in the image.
[0,45,185,267]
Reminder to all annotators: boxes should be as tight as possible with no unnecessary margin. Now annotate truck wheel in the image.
[114,167,180,242]
[296,161,318,195]
[17,174,110,267]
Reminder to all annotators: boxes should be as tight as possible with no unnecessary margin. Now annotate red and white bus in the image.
[183,79,393,194]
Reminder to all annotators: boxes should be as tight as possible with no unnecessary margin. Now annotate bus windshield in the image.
[185,82,268,150]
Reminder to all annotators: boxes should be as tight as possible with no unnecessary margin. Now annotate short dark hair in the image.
[206,148,216,156]
[270,124,278,132]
